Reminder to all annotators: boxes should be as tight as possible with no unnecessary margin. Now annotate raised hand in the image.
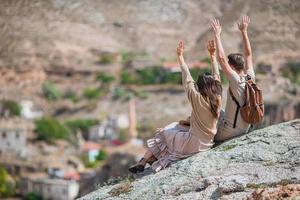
[207,40,216,56]
[176,41,184,57]
[210,18,222,36]
[237,15,250,32]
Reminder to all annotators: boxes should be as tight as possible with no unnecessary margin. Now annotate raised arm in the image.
[207,40,220,81]
[237,15,253,72]
[210,18,236,79]
[176,41,194,87]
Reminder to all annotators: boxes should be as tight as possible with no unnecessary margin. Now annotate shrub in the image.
[120,66,216,85]
[0,166,15,198]
[65,119,98,135]
[81,150,106,168]
[81,154,97,168]
[83,102,98,111]
[112,88,132,101]
[96,73,115,84]
[42,81,61,101]
[120,50,134,63]
[96,150,107,161]
[35,117,70,142]
[98,54,114,64]
[164,72,182,84]
[281,61,300,85]
[0,100,21,117]
[136,66,162,84]
[120,70,137,84]
[24,192,43,200]
[133,89,149,99]
[82,88,102,100]
[64,89,78,103]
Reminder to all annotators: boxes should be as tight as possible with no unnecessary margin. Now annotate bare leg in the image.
[139,149,154,165]
[128,149,157,173]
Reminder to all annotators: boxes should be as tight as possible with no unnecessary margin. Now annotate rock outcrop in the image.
[79,119,300,200]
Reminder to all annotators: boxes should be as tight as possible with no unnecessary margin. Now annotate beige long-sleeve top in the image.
[180,62,219,145]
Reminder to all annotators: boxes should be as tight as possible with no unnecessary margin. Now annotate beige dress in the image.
[147,63,219,172]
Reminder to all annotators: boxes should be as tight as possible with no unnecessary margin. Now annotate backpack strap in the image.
[229,87,240,128]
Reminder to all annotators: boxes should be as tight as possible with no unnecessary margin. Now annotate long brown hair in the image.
[196,73,222,117]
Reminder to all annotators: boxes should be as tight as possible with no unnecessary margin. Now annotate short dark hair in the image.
[228,53,245,71]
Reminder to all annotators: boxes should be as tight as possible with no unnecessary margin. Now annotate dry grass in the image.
[108,181,133,197]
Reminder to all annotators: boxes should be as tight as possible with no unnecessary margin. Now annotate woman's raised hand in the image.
[237,15,250,32]
[176,41,184,57]
[207,40,216,56]
[210,18,222,36]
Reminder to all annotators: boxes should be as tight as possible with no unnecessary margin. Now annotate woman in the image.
[129,40,222,173]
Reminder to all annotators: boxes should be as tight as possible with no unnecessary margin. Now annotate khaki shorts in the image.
[215,110,249,142]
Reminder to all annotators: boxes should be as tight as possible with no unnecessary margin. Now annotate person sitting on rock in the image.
[210,16,256,142]
[129,40,222,173]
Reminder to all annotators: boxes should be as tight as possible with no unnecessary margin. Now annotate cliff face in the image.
[79,120,300,200]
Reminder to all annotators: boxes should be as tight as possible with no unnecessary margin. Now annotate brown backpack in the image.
[229,75,264,128]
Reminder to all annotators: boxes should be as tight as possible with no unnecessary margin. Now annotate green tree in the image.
[96,73,115,84]
[35,117,70,142]
[0,100,21,117]
[24,192,43,200]
[82,88,102,100]
[112,88,132,101]
[120,70,137,84]
[0,166,15,198]
[98,54,114,64]
[64,89,79,103]
[42,81,62,101]
[96,150,107,161]
[65,119,98,135]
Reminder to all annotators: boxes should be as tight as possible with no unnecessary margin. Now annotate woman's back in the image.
[185,80,219,145]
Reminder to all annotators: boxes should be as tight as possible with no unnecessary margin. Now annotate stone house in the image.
[20,173,79,200]
[88,114,129,141]
[0,119,27,157]
[20,100,43,119]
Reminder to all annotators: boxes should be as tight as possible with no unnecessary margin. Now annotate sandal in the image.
[128,158,145,173]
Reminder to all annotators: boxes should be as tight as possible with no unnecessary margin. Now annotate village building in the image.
[20,100,43,119]
[81,141,102,162]
[20,173,80,200]
[88,114,129,141]
[0,118,28,157]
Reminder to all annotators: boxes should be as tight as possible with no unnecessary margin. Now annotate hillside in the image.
[79,120,300,200]
[1,0,300,70]
[0,0,299,126]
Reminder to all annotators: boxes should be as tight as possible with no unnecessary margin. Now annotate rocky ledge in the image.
[80,120,300,200]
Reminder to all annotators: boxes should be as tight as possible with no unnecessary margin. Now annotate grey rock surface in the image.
[79,120,300,200]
